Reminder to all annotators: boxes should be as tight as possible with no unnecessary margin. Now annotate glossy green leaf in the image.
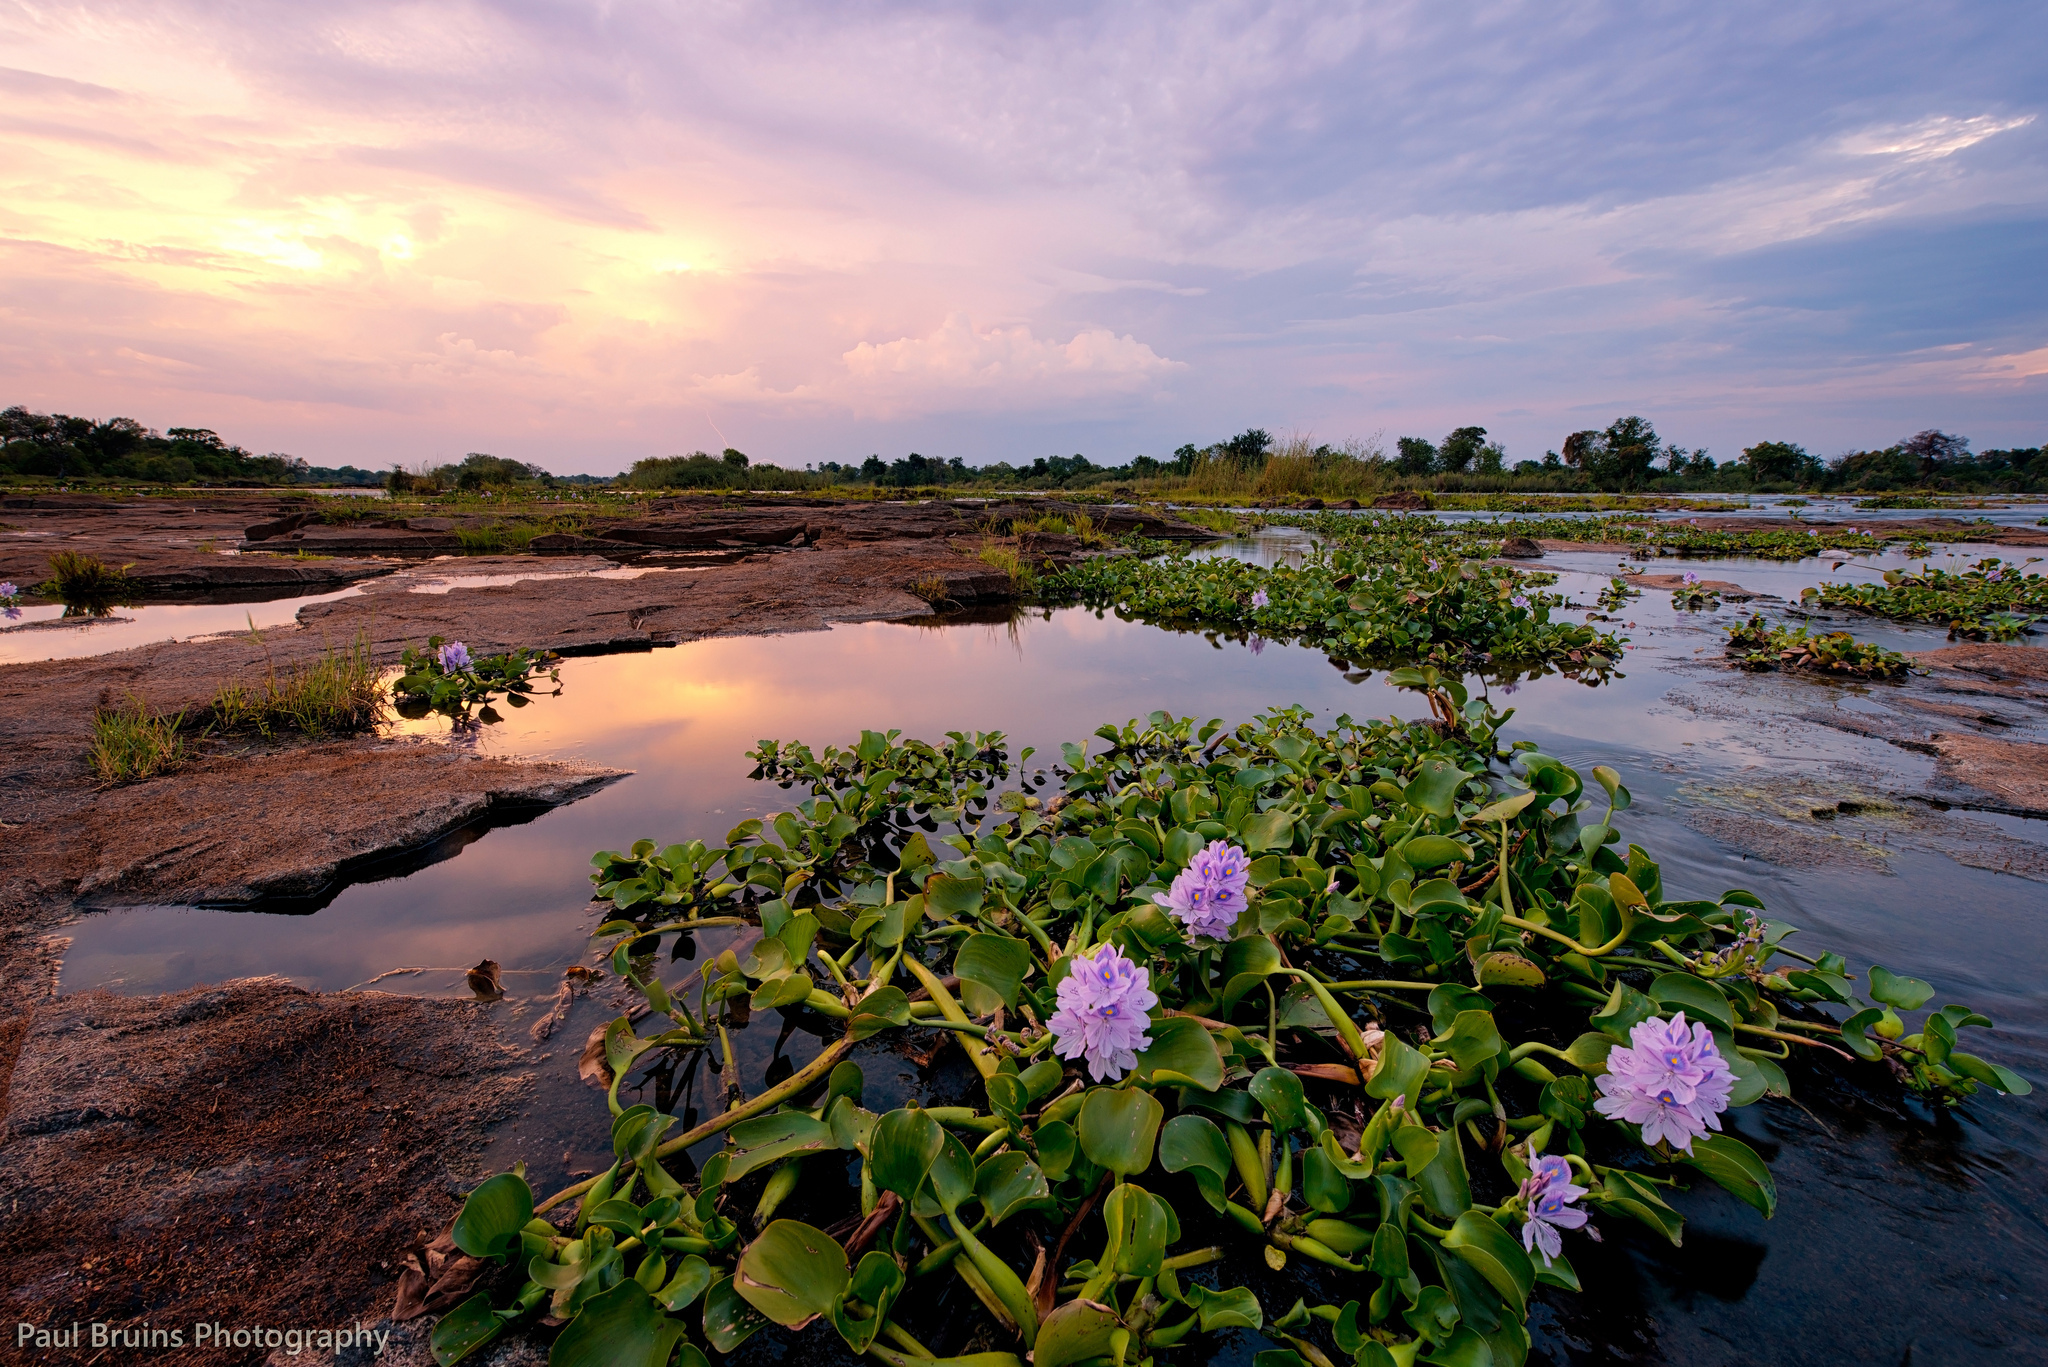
[1034,1120,1078,1181]
[734,1220,850,1327]
[926,872,986,916]
[1250,1066,1309,1133]
[1301,1146,1351,1214]
[1949,1053,2033,1095]
[1366,1033,1430,1105]
[1868,965,1935,1011]
[956,933,1032,1014]
[1649,973,1733,1034]
[701,1275,769,1354]
[1241,809,1296,854]
[974,1151,1051,1224]
[1404,834,1474,869]
[1078,1086,1164,1175]
[869,1108,944,1200]
[1134,1015,1226,1091]
[1405,759,1470,817]
[1416,1126,1472,1220]
[1590,981,1657,1042]
[657,1254,714,1312]
[847,986,911,1041]
[1160,1114,1231,1212]
[1443,1211,1534,1317]
[829,1251,905,1353]
[1221,935,1285,1012]
[1187,1284,1262,1331]
[452,1173,534,1260]
[1032,1299,1122,1367]
[429,1293,502,1367]
[1676,1133,1777,1218]
[552,1283,686,1367]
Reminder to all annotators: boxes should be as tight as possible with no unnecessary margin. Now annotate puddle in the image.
[0,585,366,664]
[398,563,685,594]
[43,549,2048,1363]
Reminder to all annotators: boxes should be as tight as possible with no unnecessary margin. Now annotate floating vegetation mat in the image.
[424,695,2029,1367]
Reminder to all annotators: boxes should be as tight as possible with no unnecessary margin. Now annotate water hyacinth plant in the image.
[393,635,563,722]
[431,705,2029,1367]
[1725,615,1915,678]
[1802,557,2046,640]
[1045,546,1622,680]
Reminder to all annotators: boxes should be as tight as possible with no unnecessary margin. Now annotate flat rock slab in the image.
[1622,571,1759,600]
[0,979,532,1361]
[64,745,625,906]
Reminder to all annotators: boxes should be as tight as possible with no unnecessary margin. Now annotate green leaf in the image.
[1134,1014,1226,1091]
[1416,1126,1472,1220]
[1562,1032,1616,1073]
[1241,809,1296,854]
[848,986,911,1041]
[734,1220,851,1327]
[1301,1146,1350,1214]
[1593,1170,1684,1246]
[452,1173,534,1260]
[1078,1086,1164,1176]
[925,872,987,916]
[974,1151,1051,1224]
[1949,1053,2034,1095]
[869,1108,944,1200]
[1221,935,1285,1013]
[1473,952,1546,988]
[1839,1007,1886,1062]
[1676,1133,1777,1218]
[1403,834,1474,869]
[1405,759,1470,818]
[1186,1284,1263,1331]
[928,1131,979,1214]
[1868,965,1934,1011]
[1443,1211,1535,1318]
[1590,981,1656,1042]
[657,1255,714,1312]
[1034,1120,1078,1182]
[552,1283,687,1367]
[1648,974,1733,1034]
[1436,1010,1505,1073]
[1367,1033,1430,1106]
[701,1275,769,1354]
[1105,1182,1170,1277]
[829,1251,905,1353]
[1159,1115,1231,1212]
[725,1114,835,1181]
[429,1293,502,1367]
[1249,1066,1309,1133]
[1032,1299,1122,1367]
[956,933,1032,1014]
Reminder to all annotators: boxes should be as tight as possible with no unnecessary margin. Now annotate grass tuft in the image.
[211,632,385,738]
[47,550,132,598]
[978,542,1036,591]
[90,695,192,784]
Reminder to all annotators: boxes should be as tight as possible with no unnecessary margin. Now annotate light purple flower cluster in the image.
[1511,594,1530,609]
[1517,1154,1588,1265]
[437,640,473,672]
[0,581,15,620]
[1682,571,1701,586]
[0,581,16,600]
[1048,942,1157,1082]
[1153,839,1251,941]
[1593,1012,1734,1153]
[1250,589,1269,608]
[1247,635,1266,657]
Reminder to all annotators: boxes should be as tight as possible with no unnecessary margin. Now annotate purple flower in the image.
[1517,1155,1588,1265]
[1682,571,1700,586]
[1247,634,1266,656]
[1593,1012,1735,1153]
[1048,943,1157,1082]
[1511,594,1530,609]
[437,641,473,672]
[1250,589,1269,609]
[0,582,16,600]
[1153,839,1251,941]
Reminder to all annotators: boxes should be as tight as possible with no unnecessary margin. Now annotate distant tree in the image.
[1221,429,1272,471]
[1900,429,1969,479]
[1172,443,1200,475]
[1394,437,1437,476]
[1437,426,1489,474]
[1476,440,1506,475]
[1741,441,1814,486]
[1564,417,1663,490]
[722,448,749,469]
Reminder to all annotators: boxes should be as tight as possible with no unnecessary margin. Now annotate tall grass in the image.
[978,542,1037,591]
[90,695,192,784]
[212,632,385,738]
[47,550,132,598]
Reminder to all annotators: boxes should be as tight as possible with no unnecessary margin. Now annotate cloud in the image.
[0,0,2041,467]
[840,314,1183,409]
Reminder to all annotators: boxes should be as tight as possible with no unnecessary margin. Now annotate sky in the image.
[1,1,2043,475]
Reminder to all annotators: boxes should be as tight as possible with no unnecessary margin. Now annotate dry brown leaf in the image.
[530,982,575,1042]
[577,1021,612,1088]
[466,959,505,999]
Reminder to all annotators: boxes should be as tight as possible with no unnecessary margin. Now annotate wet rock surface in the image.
[0,978,533,1367]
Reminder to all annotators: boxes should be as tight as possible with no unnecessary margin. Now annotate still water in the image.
[50,547,2048,1364]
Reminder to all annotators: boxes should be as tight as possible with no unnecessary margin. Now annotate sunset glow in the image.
[2,1,2042,469]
